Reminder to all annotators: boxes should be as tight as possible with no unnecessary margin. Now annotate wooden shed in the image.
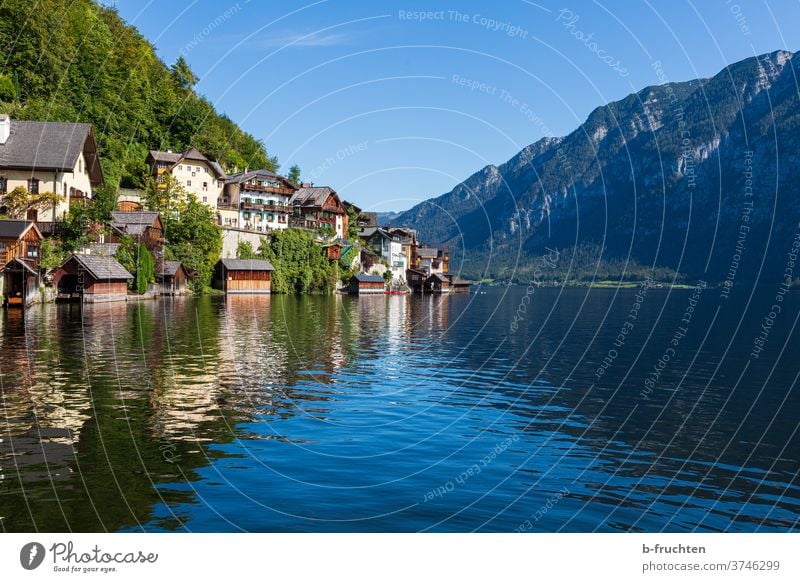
[159,260,190,295]
[0,220,42,307]
[348,273,386,295]
[426,273,451,294]
[53,254,133,303]
[214,258,274,294]
[448,276,472,294]
[1,258,39,307]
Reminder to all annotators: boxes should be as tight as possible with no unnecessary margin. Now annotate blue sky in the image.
[103,0,800,212]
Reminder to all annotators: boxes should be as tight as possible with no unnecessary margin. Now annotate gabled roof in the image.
[225,168,277,184]
[0,119,103,186]
[66,254,133,280]
[147,148,226,179]
[358,226,378,239]
[159,260,184,277]
[0,220,41,240]
[427,273,450,282]
[449,277,472,285]
[111,211,161,226]
[219,258,274,271]
[368,228,392,241]
[417,247,440,258]
[148,150,182,164]
[353,273,385,283]
[0,257,38,275]
[111,211,162,237]
[209,161,226,179]
[289,186,343,210]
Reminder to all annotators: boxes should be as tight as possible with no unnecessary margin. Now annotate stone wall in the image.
[221,227,268,258]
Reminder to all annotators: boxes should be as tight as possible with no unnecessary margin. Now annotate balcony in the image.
[240,201,291,213]
[240,183,295,195]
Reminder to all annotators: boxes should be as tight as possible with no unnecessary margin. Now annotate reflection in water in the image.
[0,288,798,532]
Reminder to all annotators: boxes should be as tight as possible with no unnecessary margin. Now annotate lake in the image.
[1,286,798,532]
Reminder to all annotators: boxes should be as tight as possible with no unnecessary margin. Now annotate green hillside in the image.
[0,0,277,194]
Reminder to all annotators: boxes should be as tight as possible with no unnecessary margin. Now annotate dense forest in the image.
[0,0,278,194]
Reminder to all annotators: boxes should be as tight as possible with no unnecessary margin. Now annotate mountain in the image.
[377,211,403,226]
[0,0,278,193]
[394,50,800,284]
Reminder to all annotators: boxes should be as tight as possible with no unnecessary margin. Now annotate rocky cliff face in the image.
[394,50,800,283]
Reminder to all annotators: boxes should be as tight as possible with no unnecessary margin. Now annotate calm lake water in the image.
[1,286,798,532]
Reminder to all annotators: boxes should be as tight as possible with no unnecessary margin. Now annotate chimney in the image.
[0,115,10,145]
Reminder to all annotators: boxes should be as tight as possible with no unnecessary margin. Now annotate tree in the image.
[0,0,279,191]
[58,203,93,251]
[162,190,222,291]
[0,74,16,102]
[171,56,198,89]
[257,229,338,294]
[236,240,255,259]
[1,186,64,219]
[347,206,359,241]
[287,164,301,186]
[135,243,154,294]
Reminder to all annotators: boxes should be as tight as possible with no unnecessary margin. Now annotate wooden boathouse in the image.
[348,273,386,295]
[53,254,133,302]
[214,258,274,294]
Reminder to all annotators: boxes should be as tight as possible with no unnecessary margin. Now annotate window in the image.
[197,166,202,172]
[178,165,183,171]
[0,176,6,193]
[187,180,192,187]
[203,182,208,191]
[27,245,39,259]
[28,178,39,194]
[192,171,196,177]
[63,183,67,196]
[202,196,207,203]
[78,159,82,173]
[204,167,208,173]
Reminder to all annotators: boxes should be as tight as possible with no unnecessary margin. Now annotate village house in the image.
[426,272,451,294]
[365,228,407,282]
[0,220,42,306]
[146,148,226,208]
[214,258,274,294]
[388,227,417,276]
[289,185,348,238]
[53,253,133,303]
[415,246,449,275]
[220,169,296,232]
[158,260,190,295]
[108,211,164,255]
[406,267,428,293]
[348,273,385,295]
[0,115,103,222]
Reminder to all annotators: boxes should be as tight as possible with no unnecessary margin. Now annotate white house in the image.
[0,115,103,221]
[146,148,226,209]
[367,228,407,283]
[221,169,296,232]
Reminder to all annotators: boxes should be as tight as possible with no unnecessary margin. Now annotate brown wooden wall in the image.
[226,279,270,291]
[86,280,128,295]
[1,227,42,268]
[227,269,271,281]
